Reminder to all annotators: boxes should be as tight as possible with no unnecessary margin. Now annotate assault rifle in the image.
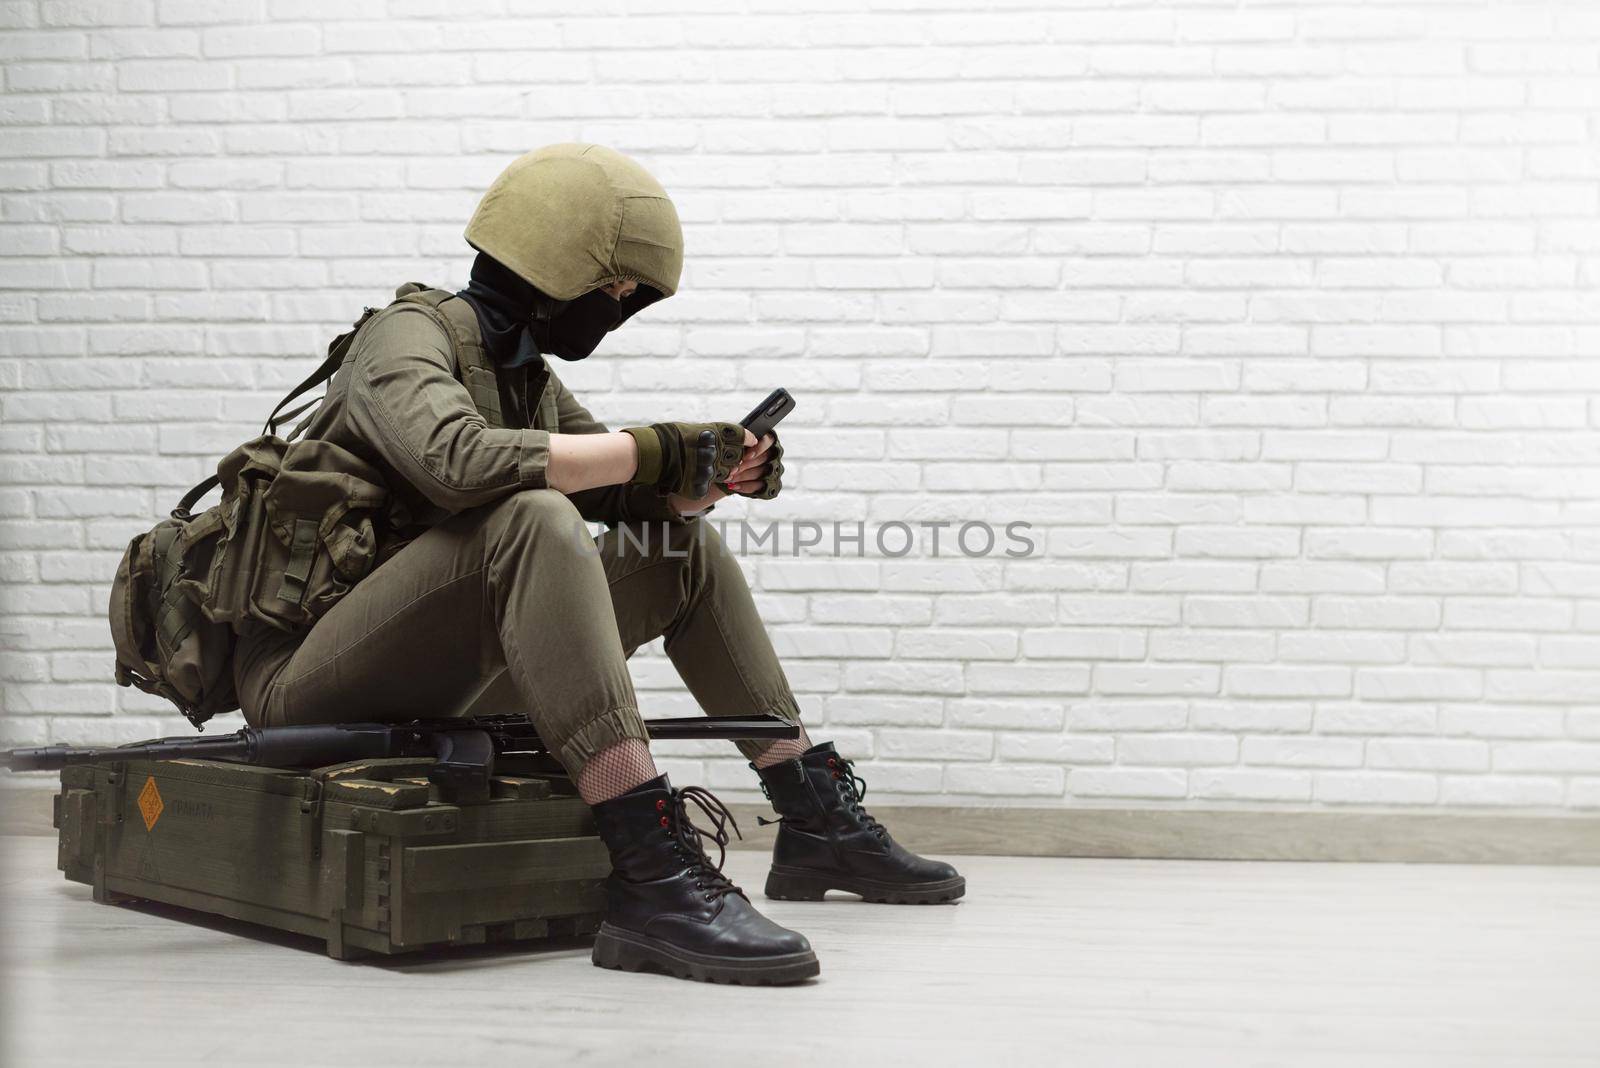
[2,713,798,802]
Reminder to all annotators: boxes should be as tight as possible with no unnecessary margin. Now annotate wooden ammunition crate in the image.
[53,754,609,959]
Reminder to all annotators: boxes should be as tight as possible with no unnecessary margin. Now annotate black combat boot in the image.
[590,774,820,985]
[755,742,966,904]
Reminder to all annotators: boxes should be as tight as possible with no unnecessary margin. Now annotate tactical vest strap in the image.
[392,285,506,428]
[538,380,558,430]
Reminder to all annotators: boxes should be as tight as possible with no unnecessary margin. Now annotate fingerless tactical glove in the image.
[624,421,746,499]
[734,431,784,501]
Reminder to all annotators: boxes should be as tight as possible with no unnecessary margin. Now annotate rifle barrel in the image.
[2,714,800,773]
[3,733,253,772]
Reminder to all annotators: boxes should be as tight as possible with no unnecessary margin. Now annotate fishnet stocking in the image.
[750,723,812,769]
[576,738,659,804]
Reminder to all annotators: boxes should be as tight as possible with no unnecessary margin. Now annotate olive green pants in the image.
[232,489,802,775]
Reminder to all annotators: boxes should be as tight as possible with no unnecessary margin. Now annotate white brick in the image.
[850,762,944,796]
[1316,597,1441,631]
[1438,706,1564,740]
[1067,701,1188,733]
[1486,670,1600,704]
[1022,628,1145,661]
[1304,529,1433,561]
[825,696,943,728]
[1276,632,1406,664]
[1227,666,1352,698]
[1152,629,1273,661]
[944,764,1063,797]
[1193,769,1312,803]
[1438,776,1565,808]
[1358,669,1484,701]
[1191,701,1311,733]
[1493,743,1600,774]
[878,729,992,762]
[896,629,1018,661]
[1118,734,1238,766]
[1368,738,1488,773]
[1184,596,1308,629]
[1243,736,1363,769]
[997,734,1113,764]
[1443,598,1572,633]
[948,700,1065,732]
[1315,772,1438,806]
[844,662,963,696]
[1131,562,1258,593]
[967,663,1091,697]
[1409,634,1536,668]
[1094,664,1221,697]
[1068,767,1187,800]
[1259,562,1386,594]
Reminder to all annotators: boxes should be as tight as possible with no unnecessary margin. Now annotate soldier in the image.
[230,143,964,985]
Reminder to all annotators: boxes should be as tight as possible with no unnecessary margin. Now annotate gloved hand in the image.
[729,431,783,501]
[623,422,748,499]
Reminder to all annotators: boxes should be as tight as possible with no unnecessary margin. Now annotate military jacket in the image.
[297,283,680,542]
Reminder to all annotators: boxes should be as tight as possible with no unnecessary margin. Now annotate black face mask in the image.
[535,288,620,362]
[458,252,663,368]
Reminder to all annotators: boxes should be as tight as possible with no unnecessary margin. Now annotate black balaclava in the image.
[457,252,663,368]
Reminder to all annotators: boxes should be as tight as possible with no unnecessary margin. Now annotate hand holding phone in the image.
[728,388,793,501]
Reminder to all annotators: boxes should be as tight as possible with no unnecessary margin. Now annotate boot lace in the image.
[668,785,745,902]
[831,757,888,841]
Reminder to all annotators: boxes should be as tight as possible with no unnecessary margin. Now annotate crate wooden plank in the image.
[316,757,439,783]
[403,836,609,892]
[322,778,431,810]
[491,776,553,801]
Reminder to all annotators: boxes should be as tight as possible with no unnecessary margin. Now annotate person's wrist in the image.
[621,426,662,487]
[619,430,640,481]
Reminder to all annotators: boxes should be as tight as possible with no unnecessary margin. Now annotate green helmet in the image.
[464,143,683,302]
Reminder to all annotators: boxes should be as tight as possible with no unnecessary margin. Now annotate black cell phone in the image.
[740,388,795,440]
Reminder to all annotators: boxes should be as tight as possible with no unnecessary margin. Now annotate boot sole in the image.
[591,923,820,985]
[765,865,967,905]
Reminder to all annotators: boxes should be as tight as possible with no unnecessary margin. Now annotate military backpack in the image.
[110,306,396,728]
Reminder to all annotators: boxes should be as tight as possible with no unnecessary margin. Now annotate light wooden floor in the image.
[2,836,1597,1067]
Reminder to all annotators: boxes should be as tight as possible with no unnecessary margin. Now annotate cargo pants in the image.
[231,488,802,775]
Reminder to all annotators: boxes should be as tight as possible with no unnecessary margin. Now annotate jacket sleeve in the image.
[344,306,551,513]
[550,373,687,525]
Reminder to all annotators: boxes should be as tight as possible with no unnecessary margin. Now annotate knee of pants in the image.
[483,488,591,558]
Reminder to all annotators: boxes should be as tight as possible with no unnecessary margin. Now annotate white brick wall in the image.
[2,0,1598,814]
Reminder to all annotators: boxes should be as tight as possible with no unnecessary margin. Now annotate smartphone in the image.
[740,388,795,441]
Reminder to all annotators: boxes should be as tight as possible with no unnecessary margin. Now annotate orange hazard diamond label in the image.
[137,775,164,832]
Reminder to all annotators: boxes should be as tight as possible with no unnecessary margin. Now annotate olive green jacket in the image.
[298,284,680,541]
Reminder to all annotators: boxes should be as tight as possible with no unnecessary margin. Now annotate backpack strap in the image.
[262,304,381,437]
[272,394,324,439]
[172,304,384,522]
[171,474,220,522]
